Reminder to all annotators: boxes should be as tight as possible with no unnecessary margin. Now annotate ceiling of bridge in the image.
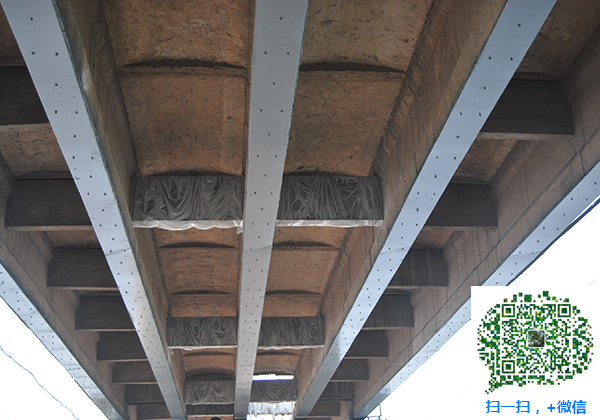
[1,1,600,419]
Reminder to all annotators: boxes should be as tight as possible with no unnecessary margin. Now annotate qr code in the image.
[477,291,593,393]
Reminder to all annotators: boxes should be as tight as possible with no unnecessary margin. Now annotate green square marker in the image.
[527,330,545,347]
[558,304,571,317]
[502,359,515,374]
[502,304,515,318]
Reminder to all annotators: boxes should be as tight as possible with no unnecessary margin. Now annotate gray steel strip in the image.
[235,0,308,418]
[0,265,125,420]
[354,137,600,419]
[294,0,557,417]
[0,1,186,418]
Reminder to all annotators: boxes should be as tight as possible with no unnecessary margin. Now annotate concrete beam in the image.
[47,248,117,291]
[137,404,171,420]
[75,296,134,331]
[345,331,389,359]
[319,383,355,401]
[185,379,297,404]
[0,0,186,417]
[97,332,147,362]
[387,249,448,290]
[309,402,340,417]
[132,175,383,229]
[0,67,47,126]
[363,294,414,330]
[167,316,324,349]
[113,362,157,385]
[331,360,370,382]
[255,352,301,376]
[5,179,91,231]
[478,80,574,141]
[424,183,497,229]
[294,0,555,417]
[126,384,164,405]
[7,175,382,230]
[187,404,235,416]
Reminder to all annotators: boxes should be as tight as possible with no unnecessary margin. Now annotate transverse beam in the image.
[47,248,116,291]
[478,80,574,141]
[112,362,157,385]
[6,176,383,230]
[0,149,125,418]
[6,178,495,232]
[167,316,324,349]
[345,331,389,359]
[75,296,134,331]
[362,294,413,330]
[97,332,147,362]
[331,360,370,382]
[185,379,297,404]
[132,175,383,229]
[137,404,171,420]
[0,66,47,126]
[319,383,355,401]
[187,404,235,416]
[309,402,341,417]
[424,183,497,229]
[386,249,448,290]
[5,179,90,231]
[126,384,165,405]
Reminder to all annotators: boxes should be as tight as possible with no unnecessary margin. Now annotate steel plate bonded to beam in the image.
[295,0,556,417]
[0,1,186,418]
[0,265,126,420]
[235,1,308,418]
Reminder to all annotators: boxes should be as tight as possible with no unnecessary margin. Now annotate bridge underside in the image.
[1,1,600,419]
